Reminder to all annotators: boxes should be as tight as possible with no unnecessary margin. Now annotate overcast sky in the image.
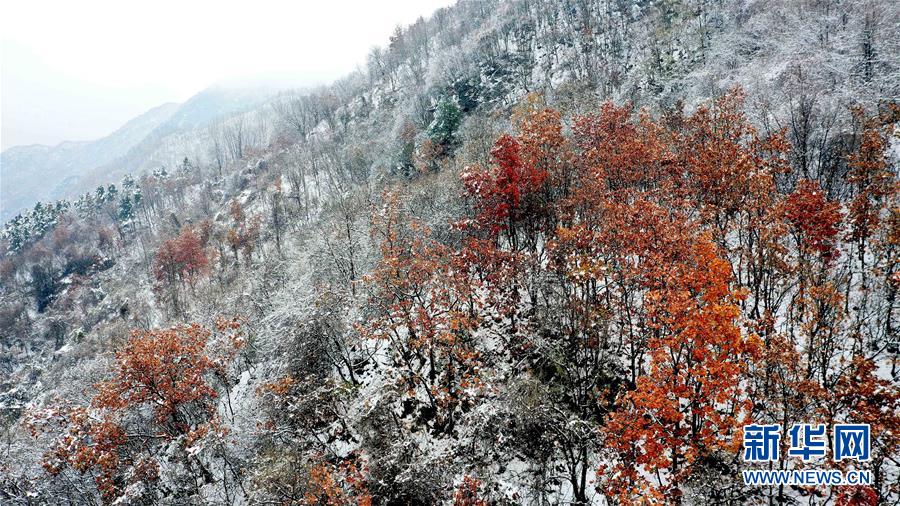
[0,0,454,151]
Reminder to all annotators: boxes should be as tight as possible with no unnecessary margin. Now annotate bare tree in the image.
[208,122,227,177]
[224,116,246,162]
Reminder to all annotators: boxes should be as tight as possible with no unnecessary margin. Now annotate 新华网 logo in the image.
[741,423,872,487]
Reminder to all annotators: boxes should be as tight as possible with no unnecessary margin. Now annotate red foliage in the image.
[356,92,898,503]
[830,356,900,473]
[572,101,668,195]
[361,193,485,433]
[602,233,759,502]
[781,179,843,264]
[28,320,243,503]
[94,324,219,428]
[835,486,879,506]
[32,406,127,501]
[461,135,529,237]
[461,105,568,248]
[153,226,209,287]
[453,476,488,506]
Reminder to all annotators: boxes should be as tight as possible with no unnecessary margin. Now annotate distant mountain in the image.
[1,84,282,221]
[1,102,179,221]
[68,84,282,194]
[162,84,277,131]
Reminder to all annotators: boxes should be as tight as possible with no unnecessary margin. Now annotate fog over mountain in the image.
[1,0,454,218]
[2,102,177,220]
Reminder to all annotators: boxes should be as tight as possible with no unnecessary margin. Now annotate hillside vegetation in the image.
[1,0,898,504]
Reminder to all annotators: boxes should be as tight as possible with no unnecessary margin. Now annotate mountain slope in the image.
[1,0,897,504]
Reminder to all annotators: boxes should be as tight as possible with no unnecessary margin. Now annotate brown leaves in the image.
[29,320,243,503]
[152,225,209,286]
[847,123,897,245]
[26,405,128,501]
[453,475,488,506]
[304,456,372,506]
[831,356,900,463]
[781,179,843,264]
[94,324,218,428]
[362,195,486,433]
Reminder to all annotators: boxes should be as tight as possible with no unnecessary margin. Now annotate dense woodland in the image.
[1,0,898,504]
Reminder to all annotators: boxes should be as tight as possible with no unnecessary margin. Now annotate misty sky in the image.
[1,0,454,151]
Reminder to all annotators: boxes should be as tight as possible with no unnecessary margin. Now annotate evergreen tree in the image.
[428,97,462,148]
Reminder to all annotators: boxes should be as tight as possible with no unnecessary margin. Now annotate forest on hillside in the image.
[1,0,898,504]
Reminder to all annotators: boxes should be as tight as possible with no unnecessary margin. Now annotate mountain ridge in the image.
[1,84,289,221]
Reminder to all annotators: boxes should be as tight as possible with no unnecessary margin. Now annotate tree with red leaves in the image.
[781,179,843,267]
[304,455,372,506]
[461,102,569,251]
[847,117,896,254]
[28,319,244,503]
[361,193,485,435]
[453,475,488,506]
[828,356,900,499]
[601,232,759,504]
[94,324,222,429]
[152,226,209,314]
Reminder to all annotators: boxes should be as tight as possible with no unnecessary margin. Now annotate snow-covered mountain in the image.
[67,84,284,196]
[1,0,897,504]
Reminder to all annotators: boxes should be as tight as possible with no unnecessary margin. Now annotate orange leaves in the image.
[602,232,758,500]
[676,89,773,216]
[26,405,128,502]
[304,456,372,506]
[552,197,697,300]
[261,375,297,397]
[515,104,570,190]
[226,199,261,265]
[781,179,843,264]
[456,93,794,499]
[835,486,879,506]
[831,356,900,461]
[229,198,245,223]
[572,101,668,196]
[94,324,218,428]
[363,195,486,433]
[42,407,125,474]
[30,320,243,502]
[353,90,900,501]
[153,225,209,286]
